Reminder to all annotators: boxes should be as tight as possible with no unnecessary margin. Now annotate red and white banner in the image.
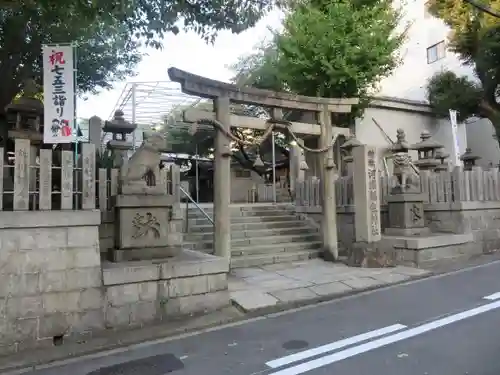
[43,45,75,144]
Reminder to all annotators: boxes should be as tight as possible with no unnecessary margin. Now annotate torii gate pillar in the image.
[168,67,358,264]
[213,96,232,259]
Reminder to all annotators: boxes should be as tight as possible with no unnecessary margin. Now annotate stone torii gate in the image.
[168,67,358,261]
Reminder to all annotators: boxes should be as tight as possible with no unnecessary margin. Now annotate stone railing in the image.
[294,166,500,210]
[0,139,97,211]
[246,176,289,203]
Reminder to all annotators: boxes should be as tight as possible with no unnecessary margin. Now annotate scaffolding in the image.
[106,80,219,152]
[105,79,281,203]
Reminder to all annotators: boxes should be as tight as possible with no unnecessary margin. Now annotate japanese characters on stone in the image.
[367,149,381,236]
[43,45,75,143]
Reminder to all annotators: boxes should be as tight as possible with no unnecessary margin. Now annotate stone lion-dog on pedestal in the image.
[121,132,166,194]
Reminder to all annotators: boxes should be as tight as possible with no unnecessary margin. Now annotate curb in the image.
[0,310,247,374]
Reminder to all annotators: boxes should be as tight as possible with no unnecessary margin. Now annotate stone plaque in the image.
[406,202,425,228]
[118,207,171,249]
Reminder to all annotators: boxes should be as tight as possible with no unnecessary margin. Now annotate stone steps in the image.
[184,233,321,251]
[230,250,320,268]
[185,226,315,241]
[184,205,322,268]
[188,220,311,233]
[186,209,294,219]
[187,215,300,226]
[231,241,322,256]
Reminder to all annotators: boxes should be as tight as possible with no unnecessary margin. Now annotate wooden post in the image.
[213,96,231,260]
[39,149,52,210]
[98,168,107,211]
[319,106,338,261]
[61,150,74,209]
[81,143,96,210]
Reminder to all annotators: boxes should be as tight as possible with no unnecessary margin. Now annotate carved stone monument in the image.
[111,132,183,262]
[347,144,394,267]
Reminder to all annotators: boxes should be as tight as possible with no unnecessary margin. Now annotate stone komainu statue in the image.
[393,151,412,189]
[391,128,419,193]
[121,132,166,190]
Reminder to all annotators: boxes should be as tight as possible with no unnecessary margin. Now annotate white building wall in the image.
[378,0,476,102]
[354,97,467,171]
[376,0,500,166]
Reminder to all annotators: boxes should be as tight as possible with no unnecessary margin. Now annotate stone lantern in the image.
[4,79,44,143]
[460,148,481,171]
[435,148,450,172]
[103,110,137,168]
[340,135,362,176]
[412,131,443,171]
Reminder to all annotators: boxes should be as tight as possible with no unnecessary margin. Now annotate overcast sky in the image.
[76,10,285,121]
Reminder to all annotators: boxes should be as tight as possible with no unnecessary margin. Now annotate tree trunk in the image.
[480,100,500,151]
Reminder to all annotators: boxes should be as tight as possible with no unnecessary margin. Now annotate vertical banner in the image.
[449,109,461,166]
[43,45,75,144]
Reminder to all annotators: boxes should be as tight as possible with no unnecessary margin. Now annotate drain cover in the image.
[282,340,309,350]
[87,353,184,375]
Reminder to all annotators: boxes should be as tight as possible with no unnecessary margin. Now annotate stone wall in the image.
[0,210,102,354]
[298,202,500,264]
[298,206,389,255]
[0,211,230,355]
[99,212,115,259]
[425,202,500,254]
[102,250,229,327]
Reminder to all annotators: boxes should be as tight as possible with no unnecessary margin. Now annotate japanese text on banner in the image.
[43,45,75,144]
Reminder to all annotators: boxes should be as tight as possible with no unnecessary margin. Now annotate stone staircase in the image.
[183,204,322,268]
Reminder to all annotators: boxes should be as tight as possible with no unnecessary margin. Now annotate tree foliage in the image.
[163,101,289,176]
[426,0,500,139]
[427,71,483,122]
[231,0,404,121]
[0,0,274,116]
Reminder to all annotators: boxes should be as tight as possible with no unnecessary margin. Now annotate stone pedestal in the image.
[111,194,183,262]
[347,241,397,268]
[385,193,430,236]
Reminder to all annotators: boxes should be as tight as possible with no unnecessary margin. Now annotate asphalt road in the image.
[11,259,500,375]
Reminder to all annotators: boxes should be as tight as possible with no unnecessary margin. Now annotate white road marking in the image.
[268,299,500,375]
[483,292,500,300]
[266,324,407,369]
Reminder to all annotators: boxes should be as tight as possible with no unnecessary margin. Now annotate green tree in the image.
[0,0,274,116]
[231,0,404,122]
[163,101,290,176]
[426,0,500,140]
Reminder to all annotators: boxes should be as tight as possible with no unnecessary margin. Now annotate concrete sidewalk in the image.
[230,259,430,312]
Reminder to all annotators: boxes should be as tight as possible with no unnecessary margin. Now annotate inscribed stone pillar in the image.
[352,145,381,243]
[319,107,338,261]
[213,96,231,260]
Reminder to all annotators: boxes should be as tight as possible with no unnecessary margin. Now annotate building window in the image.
[235,169,251,178]
[427,41,446,64]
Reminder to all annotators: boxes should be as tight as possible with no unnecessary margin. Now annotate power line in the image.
[463,0,500,18]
